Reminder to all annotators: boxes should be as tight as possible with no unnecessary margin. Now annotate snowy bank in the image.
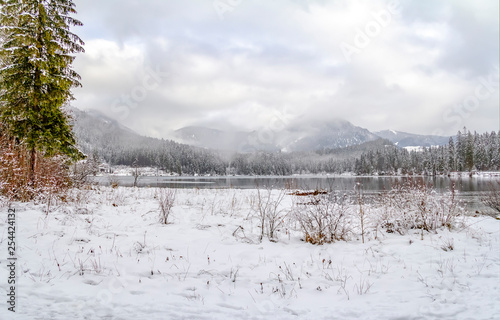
[0,187,499,319]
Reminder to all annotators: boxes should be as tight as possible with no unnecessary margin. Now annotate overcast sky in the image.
[71,0,499,138]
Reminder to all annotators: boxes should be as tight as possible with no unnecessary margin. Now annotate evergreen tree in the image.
[473,131,487,171]
[447,137,456,172]
[456,129,465,171]
[464,131,475,173]
[491,132,500,170]
[0,0,85,183]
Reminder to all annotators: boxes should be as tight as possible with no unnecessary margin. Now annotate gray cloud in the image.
[72,0,499,138]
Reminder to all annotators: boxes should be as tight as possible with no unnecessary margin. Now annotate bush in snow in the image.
[481,181,500,216]
[293,192,351,245]
[157,188,176,224]
[253,187,288,242]
[70,159,99,188]
[376,179,464,235]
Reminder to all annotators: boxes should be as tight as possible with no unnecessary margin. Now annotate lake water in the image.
[93,174,499,213]
[94,174,497,192]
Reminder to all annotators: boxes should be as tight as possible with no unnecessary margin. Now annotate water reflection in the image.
[93,175,498,193]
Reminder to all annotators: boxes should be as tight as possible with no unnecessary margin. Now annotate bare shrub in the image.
[375,191,405,235]
[435,184,464,229]
[158,188,176,224]
[70,160,98,188]
[355,183,366,243]
[108,175,120,188]
[101,186,128,207]
[66,186,94,207]
[481,181,500,215]
[326,193,351,242]
[377,179,464,235]
[293,192,351,245]
[132,165,141,188]
[254,186,288,242]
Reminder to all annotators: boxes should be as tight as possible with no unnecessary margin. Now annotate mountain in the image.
[374,130,450,148]
[314,138,396,160]
[70,108,144,155]
[283,120,380,152]
[71,108,480,176]
[174,119,382,153]
[72,109,449,167]
[70,108,228,174]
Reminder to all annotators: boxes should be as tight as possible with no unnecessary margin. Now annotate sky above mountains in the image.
[72,0,499,139]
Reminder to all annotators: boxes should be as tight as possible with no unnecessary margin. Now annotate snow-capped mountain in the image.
[374,130,450,148]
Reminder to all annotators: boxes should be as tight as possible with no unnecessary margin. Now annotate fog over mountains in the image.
[73,108,452,156]
[71,108,499,176]
[173,119,450,152]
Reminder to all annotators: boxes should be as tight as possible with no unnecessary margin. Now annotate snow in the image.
[0,187,499,319]
[404,146,425,152]
[101,166,177,177]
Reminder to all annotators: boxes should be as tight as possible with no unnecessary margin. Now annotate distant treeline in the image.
[353,130,499,175]
[228,129,499,175]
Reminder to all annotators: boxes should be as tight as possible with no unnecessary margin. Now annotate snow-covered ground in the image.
[0,187,499,319]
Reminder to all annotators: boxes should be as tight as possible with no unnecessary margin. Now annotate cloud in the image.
[72,0,499,138]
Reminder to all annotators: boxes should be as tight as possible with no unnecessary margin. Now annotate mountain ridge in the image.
[173,121,451,152]
[72,108,452,155]
[374,130,451,148]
